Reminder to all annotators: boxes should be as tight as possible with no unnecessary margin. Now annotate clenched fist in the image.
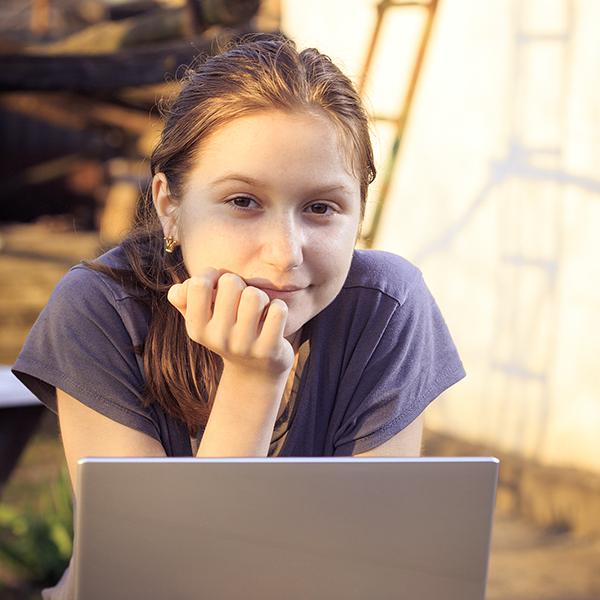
[167,269,295,377]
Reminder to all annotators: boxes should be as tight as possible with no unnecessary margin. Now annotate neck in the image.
[285,327,303,353]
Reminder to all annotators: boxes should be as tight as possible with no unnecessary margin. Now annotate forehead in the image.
[186,110,358,191]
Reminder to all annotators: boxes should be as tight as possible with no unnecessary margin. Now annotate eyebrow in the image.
[210,173,351,195]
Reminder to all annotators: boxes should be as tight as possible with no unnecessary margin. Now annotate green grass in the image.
[0,413,72,596]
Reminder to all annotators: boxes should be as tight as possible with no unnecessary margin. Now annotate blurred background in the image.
[1,0,599,598]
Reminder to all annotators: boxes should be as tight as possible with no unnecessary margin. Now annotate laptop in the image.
[74,457,499,600]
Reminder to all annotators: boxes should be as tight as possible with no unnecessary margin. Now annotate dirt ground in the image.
[2,221,599,599]
[486,511,600,599]
[0,221,101,365]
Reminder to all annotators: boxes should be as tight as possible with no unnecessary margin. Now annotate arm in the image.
[169,271,295,457]
[52,357,288,600]
[42,388,167,600]
[334,265,465,457]
[55,268,293,471]
[57,388,167,497]
[196,364,288,457]
[35,267,293,598]
[353,413,424,458]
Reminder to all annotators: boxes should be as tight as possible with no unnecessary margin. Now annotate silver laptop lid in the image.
[75,457,499,600]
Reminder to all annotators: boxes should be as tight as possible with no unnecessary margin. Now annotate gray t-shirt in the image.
[13,246,465,456]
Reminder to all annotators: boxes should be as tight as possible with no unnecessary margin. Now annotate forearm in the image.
[196,364,288,457]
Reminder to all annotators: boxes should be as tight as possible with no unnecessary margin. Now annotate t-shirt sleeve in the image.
[11,265,160,442]
[333,271,466,456]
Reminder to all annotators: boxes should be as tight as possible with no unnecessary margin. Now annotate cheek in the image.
[307,227,357,279]
[181,222,252,274]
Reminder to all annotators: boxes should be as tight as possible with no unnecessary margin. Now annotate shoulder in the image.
[46,244,151,342]
[342,249,423,306]
[54,244,144,305]
[309,250,424,342]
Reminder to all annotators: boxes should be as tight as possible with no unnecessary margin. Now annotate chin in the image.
[282,285,342,338]
[283,317,305,339]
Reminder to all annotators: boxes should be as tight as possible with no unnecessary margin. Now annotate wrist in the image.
[220,360,291,387]
[205,361,288,436]
[216,362,290,418]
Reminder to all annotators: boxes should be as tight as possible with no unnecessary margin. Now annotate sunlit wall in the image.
[282,0,600,474]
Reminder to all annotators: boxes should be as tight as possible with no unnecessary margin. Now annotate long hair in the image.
[88,33,376,434]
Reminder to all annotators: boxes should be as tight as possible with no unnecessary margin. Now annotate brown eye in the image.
[228,196,257,210]
[233,197,251,208]
[309,203,333,215]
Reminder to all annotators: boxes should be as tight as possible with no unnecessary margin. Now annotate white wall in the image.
[282,0,600,474]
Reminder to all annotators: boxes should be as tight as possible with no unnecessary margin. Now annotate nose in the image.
[261,214,304,272]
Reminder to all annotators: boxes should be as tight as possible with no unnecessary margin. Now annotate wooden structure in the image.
[0,0,275,234]
[0,0,274,489]
[356,0,439,248]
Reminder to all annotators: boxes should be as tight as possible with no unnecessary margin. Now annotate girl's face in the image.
[155,109,362,338]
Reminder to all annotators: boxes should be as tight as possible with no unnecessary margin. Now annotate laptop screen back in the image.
[74,457,499,600]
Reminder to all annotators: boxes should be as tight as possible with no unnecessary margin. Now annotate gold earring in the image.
[164,236,177,253]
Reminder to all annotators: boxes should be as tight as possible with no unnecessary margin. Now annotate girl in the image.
[13,33,465,598]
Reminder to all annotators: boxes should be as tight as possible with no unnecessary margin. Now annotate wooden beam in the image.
[0,92,162,156]
[0,28,261,92]
[0,92,160,134]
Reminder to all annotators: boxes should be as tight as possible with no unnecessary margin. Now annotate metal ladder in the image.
[356,0,439,248]
[412,0,598,459]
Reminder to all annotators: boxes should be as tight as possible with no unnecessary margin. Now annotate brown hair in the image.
[89,33,376,434]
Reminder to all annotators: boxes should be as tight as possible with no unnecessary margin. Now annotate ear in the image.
[152,172,179,238]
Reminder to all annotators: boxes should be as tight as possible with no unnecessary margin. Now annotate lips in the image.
[246,280,304,291]
[256,286,305,301]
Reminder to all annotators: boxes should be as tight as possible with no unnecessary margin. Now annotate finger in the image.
[256,299,288,350]
[231,286,271,351]
[185,273,219,336]
[211,272,246,333]
[167,280,189,316]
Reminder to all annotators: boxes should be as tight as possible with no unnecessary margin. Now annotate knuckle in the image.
[242,286,269,304]
[258,289,272,305]
[269,299,288,315]
[189,275,212,290]
[218,272,244,289]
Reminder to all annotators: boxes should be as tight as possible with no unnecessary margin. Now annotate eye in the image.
[227,196,258,211]
[307,202,336,216]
